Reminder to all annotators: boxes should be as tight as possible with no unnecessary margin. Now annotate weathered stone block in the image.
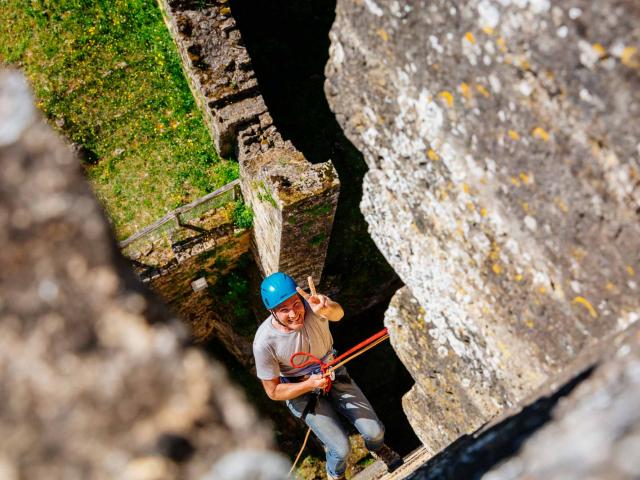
[157,0,264,157]
[239,146,340,285]
[326,0,640,461]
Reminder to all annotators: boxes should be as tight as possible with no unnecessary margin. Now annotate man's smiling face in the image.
[273,294,305,331]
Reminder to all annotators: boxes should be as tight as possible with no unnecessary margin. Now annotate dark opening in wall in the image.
[230,0,421,458]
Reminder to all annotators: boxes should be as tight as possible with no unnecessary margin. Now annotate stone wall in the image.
[326,0,639,457]
[122,201,255,365]
[482,324,640,480]
[156,0,340,285]
[0,69,287,480]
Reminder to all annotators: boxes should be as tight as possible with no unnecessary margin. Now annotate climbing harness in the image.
[286,327,391,477]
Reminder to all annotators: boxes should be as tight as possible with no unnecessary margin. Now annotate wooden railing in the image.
[119,179,241,249]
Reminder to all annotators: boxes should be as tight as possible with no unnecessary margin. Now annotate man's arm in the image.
[261,375,329,401]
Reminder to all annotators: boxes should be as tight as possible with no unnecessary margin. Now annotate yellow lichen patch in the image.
[508,129,520,141]
[492,264,503,275]
[605,282,616,292]
[482,26,495,36]
[480,207,488,217]
[377,28,389,42]
[627,265,636,277]
[489,245,500,261]
[592,43,607,58]
[525,319,535,329]
[519,172,533,185]
[516,57,531,70]
[573,296,598,318]
[466,201,476,212]
[515,274,523,282]
[621,46,639,68]
[532,127,550,142]
[497,341,511,358]
[496,37,507,53]
[418,306,426,314]
[538,286,547,294]
[460,82,473,100]
[438,91,454,108]
[572,247,587,262]
[427,149,440,161]
[220,6,231,15]
[510,176,521,187]
[462,183,470,194]
[521,202,529,213]
[464,31,476,44]
[554,197,569,213]
[476,84,490,97]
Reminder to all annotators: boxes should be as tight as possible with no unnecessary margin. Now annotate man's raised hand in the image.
[296,276,330,316]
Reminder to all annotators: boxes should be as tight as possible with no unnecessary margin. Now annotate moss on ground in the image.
[0,0,237,240]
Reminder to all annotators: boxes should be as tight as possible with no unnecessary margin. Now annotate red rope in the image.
[327,327,389,368]
[289,327,389,394]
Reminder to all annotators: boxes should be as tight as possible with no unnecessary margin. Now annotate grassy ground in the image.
[0,0,237,240]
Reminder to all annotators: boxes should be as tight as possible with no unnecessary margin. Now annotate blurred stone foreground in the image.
[0,69,288,480]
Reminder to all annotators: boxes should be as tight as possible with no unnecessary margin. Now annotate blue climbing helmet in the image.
[261,272,298,309]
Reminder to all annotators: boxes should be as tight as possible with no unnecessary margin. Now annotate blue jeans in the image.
[285,366,385,478]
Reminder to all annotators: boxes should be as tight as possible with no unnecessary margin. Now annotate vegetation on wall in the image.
[232,200,254,229]
[0,0,238,240]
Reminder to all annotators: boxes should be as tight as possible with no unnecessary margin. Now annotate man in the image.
[252,272,403,480]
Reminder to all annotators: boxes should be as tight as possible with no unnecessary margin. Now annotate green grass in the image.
[0,0,238,239]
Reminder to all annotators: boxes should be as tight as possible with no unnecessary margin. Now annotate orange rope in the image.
[288,427,311,477]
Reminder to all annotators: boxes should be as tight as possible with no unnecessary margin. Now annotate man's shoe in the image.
[371,444,404,472]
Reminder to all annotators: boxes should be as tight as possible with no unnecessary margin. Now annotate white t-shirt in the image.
[253,302,334,380]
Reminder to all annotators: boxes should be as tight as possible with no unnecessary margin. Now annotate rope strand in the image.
[288,427,311,477]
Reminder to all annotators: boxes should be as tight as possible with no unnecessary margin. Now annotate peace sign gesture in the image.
[296,276,343,321]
